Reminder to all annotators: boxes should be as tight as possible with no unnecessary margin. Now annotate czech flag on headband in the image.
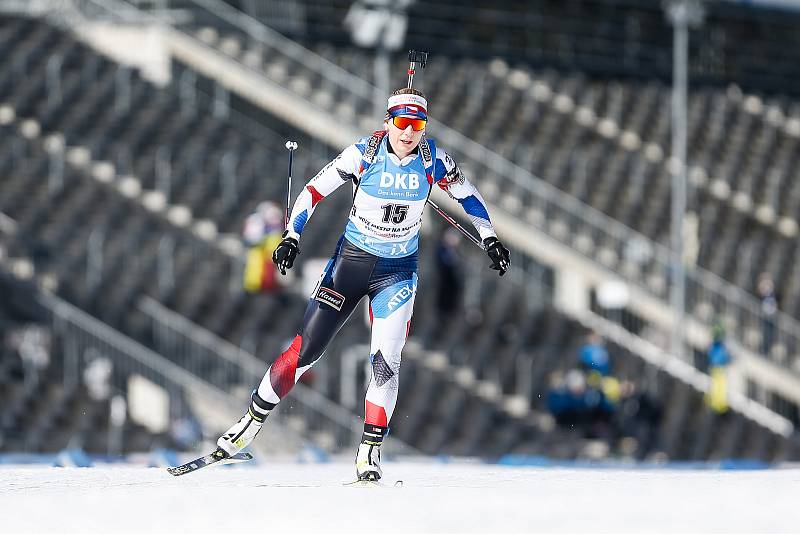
[387,93,428,120]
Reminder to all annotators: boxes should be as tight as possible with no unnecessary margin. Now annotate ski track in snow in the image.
[0,462,797,533]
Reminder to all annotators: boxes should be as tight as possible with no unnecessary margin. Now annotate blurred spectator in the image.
[169,396,203,450]
[546,370,585,428]
[83,356,112,401]
[9,325,50,389]
[170,415,203,450]
[82,346,111,400]
[615,381,663,459]
[546,369,614,435]
[579,330,611,376]
[11,325,50,370]
[756,272,779,354]
[582,377,615,438]
[705,322,731,413]
[243,201,284,293]
[435,227,464,316]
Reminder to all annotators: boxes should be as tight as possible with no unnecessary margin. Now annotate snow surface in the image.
[0,461,797,534]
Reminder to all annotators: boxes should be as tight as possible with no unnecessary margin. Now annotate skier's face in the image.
[386,115,425,159]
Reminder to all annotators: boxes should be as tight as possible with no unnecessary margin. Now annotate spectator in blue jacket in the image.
[706,322,731,413]
[579,331,611,376]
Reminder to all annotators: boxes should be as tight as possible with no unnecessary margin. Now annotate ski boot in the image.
[355,441,383,481]
[355,424,388,481]
[216,391,273,457]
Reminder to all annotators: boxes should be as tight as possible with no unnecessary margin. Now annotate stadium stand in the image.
[228,0,800,96]
[0,7,798,461]
[187,9,800,376]
[201,32,800,329]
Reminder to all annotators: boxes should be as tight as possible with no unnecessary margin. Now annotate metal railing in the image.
[40,291,310,452]
[573,307,794,437]
[0,211,18,236]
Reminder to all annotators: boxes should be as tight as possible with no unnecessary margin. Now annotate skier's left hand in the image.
[483,237,510,276]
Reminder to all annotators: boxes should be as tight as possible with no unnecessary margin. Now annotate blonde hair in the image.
[391,87,426,99]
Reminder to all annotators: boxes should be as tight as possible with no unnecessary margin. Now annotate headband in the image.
[387,93,428,120]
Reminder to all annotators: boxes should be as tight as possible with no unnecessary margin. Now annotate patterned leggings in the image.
[255,236,417,428]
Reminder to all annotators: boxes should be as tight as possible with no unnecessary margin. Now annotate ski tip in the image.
[166,465,190,477]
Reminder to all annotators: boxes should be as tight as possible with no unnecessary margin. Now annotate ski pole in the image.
[427,199,485,250]
[284,140,298,229]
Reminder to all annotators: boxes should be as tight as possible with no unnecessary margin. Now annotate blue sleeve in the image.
[433,158,448,182]
[458,194,491,221]
[432,144,497,241]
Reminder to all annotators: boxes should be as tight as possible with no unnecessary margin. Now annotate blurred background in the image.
[1,0,800,466]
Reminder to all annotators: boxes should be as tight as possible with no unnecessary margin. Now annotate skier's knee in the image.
[370,350,401,389]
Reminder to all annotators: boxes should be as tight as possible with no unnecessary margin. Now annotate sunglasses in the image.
[392,116,427,131]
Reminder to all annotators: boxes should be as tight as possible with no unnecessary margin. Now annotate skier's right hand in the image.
[272,230,300,275]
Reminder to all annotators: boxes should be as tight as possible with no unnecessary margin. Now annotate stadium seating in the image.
[1,13,797,461]
[241,38,800,360]
[295,45,800,314]
[230,0,800,96]
[168,0,800,368]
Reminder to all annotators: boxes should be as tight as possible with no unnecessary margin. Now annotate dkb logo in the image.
[380,172,419,189]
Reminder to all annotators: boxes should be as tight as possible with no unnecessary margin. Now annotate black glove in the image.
[483,237,510,276]
[272,231,300,275]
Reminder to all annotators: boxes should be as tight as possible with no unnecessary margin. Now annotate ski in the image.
[343,479,403,488]
[167,448,254,476]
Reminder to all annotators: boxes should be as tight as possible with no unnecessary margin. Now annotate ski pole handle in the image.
[407,50,429,89]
